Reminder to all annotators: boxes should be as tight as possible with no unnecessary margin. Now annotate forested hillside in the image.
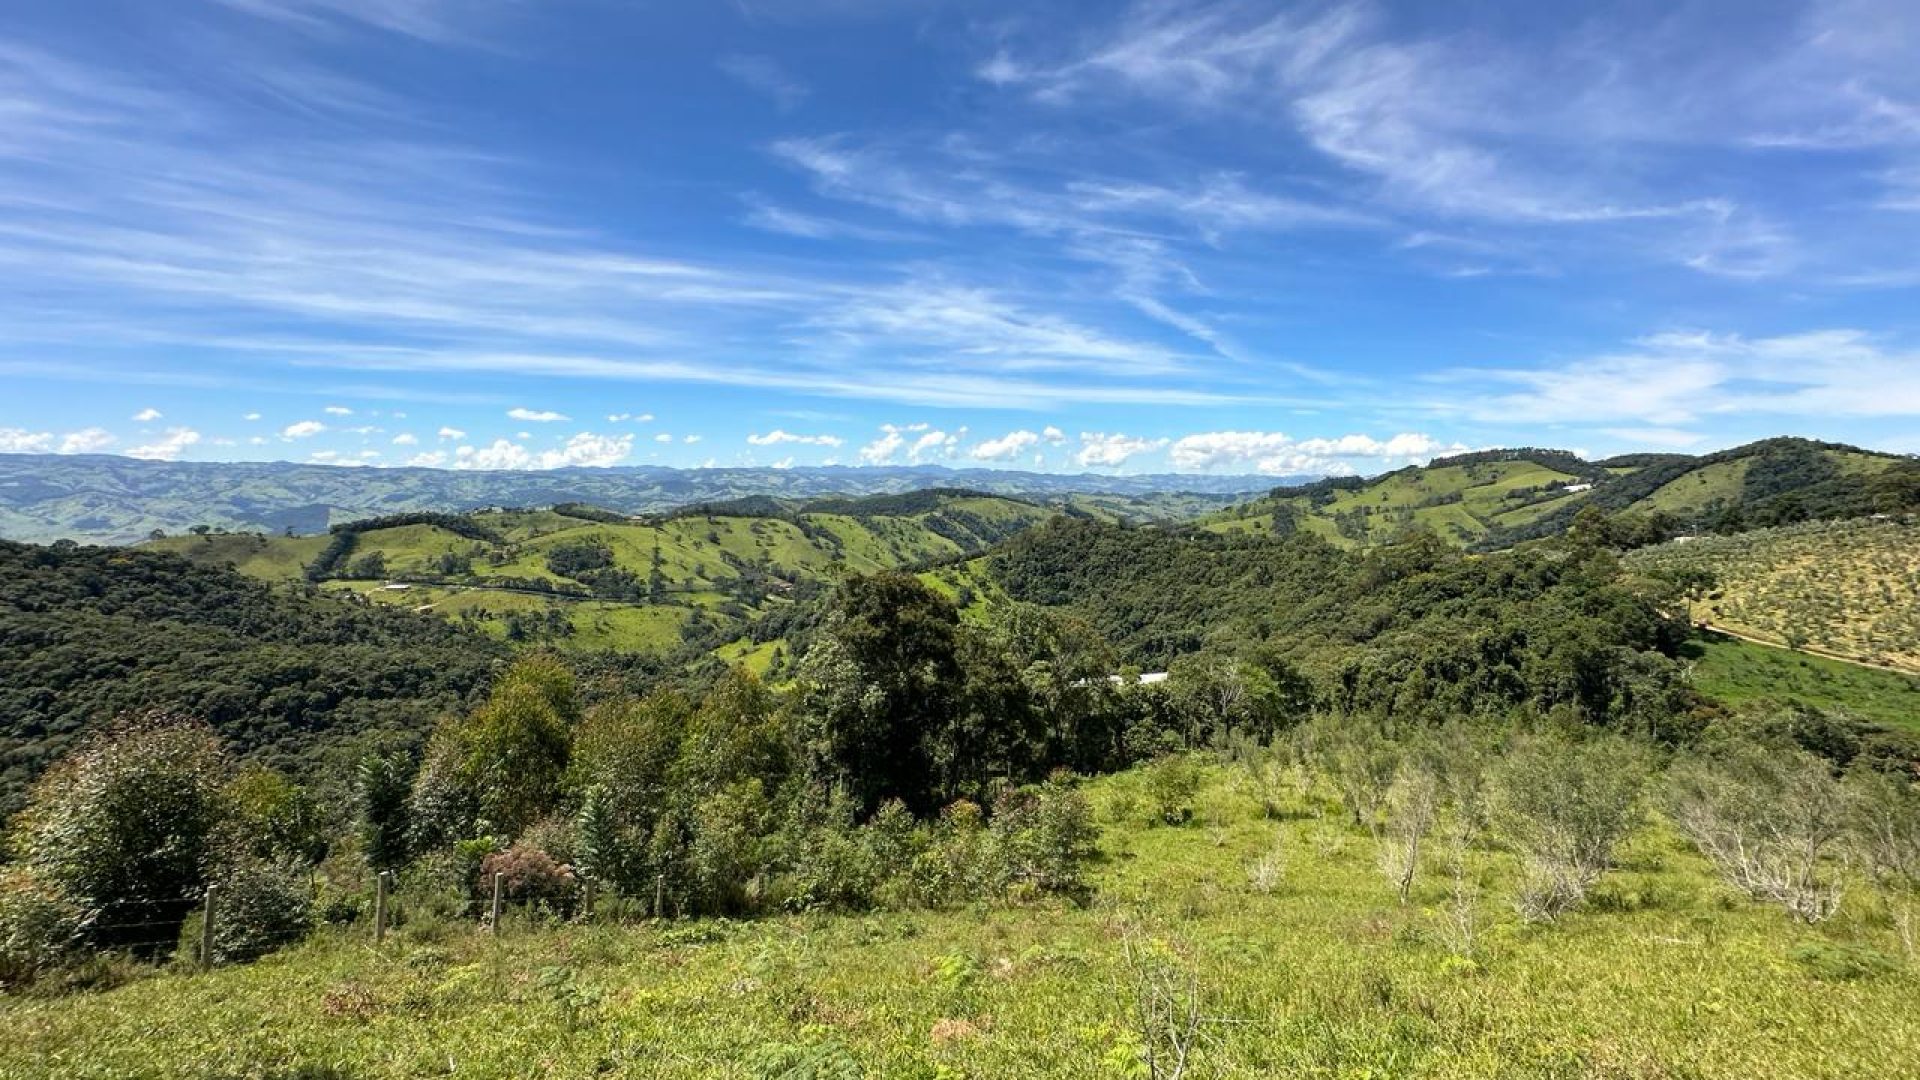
[0,540,505,812]
[990,518,1704,737]
[1205,438,1919,550]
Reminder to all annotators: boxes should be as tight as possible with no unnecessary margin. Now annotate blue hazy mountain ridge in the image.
[0,454,1293,543]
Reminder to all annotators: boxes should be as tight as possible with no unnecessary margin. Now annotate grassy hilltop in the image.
[1206,438,1918,550]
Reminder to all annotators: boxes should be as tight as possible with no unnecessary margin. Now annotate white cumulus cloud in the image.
[131,407,162,422]
[859,424,907,464]
[508,407,569,422]
[748,429,845,447]
[453,432,634,470]
[392,432,419,445]
[60,428,115,454]
[1076,432,1169,468]
[0,429,55,453]
[128,427,201,461]
[971,429,1041,461]
[282,420,326,439]
[1168,431,1468,475]
[323,405,353,416]
[438,426,466,440]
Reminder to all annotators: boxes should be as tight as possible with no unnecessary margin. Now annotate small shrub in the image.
[1377,766,1440,904]
[910,800,996,906]
[1142,756,1201,826]
[992,779,1097,898]
[1845,767,1920,954]
[1666,741,1849,923]
[1246,838,1285,896]
[11,714,231,954]
[205,858,314,964]
[1492,734,1649,922]
[479,842,577,914]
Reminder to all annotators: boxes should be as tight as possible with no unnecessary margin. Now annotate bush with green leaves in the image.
[8,714,232,953]
[909,800,998,906]
[1491,734,1649,921]
[203,858,314,964]
[991,778,1098,898]
[0,868,86,986]
[1141,756,1201,826]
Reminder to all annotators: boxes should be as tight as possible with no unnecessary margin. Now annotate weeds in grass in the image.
[1246,835,1285,896]
[1117,925,1209,1080]
[1378,766,1440,904]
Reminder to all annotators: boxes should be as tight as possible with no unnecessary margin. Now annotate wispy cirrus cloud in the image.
[974,0,1920,280]
[718,53,810,111]
[0,35,1289,414]
[1437,329,1920,427]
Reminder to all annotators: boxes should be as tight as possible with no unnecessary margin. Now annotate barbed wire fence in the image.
[62,868,675,974]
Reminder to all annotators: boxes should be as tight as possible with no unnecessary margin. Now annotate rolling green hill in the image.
[1204,449,1616,547]
[1204,438,1918,550]
[153,490,1062,658]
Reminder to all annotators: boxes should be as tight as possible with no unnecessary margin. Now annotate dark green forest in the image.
[0,540,505,814]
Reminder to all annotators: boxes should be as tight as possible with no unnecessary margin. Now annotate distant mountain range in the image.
[0,454,1296,544]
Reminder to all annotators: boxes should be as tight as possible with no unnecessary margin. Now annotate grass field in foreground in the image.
[1685,633,1920,733]
[3,763,1916,1079]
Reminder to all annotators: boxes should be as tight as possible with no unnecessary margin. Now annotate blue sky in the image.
[1,0,1917,476]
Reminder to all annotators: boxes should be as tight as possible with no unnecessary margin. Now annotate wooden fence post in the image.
[490,871,504,933]
[654,873,664,919]
[199,886,216,968]
[374,870,390,945]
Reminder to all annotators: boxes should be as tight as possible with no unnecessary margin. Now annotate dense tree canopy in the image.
[0,540,506,813]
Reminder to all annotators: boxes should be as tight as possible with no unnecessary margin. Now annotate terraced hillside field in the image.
[1629,517,1920,671]
[153,492,1058,657]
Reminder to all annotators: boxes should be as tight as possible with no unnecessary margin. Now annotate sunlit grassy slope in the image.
[1206,456,1603,547]
[3,763,1915,1079]
[1684,634,1920,732]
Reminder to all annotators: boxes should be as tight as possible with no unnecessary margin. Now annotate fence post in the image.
[199,886,216,968]
[490,871,504,934]
[374,870,390,945]
[654,873,664,920]
[581,877,594,922]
